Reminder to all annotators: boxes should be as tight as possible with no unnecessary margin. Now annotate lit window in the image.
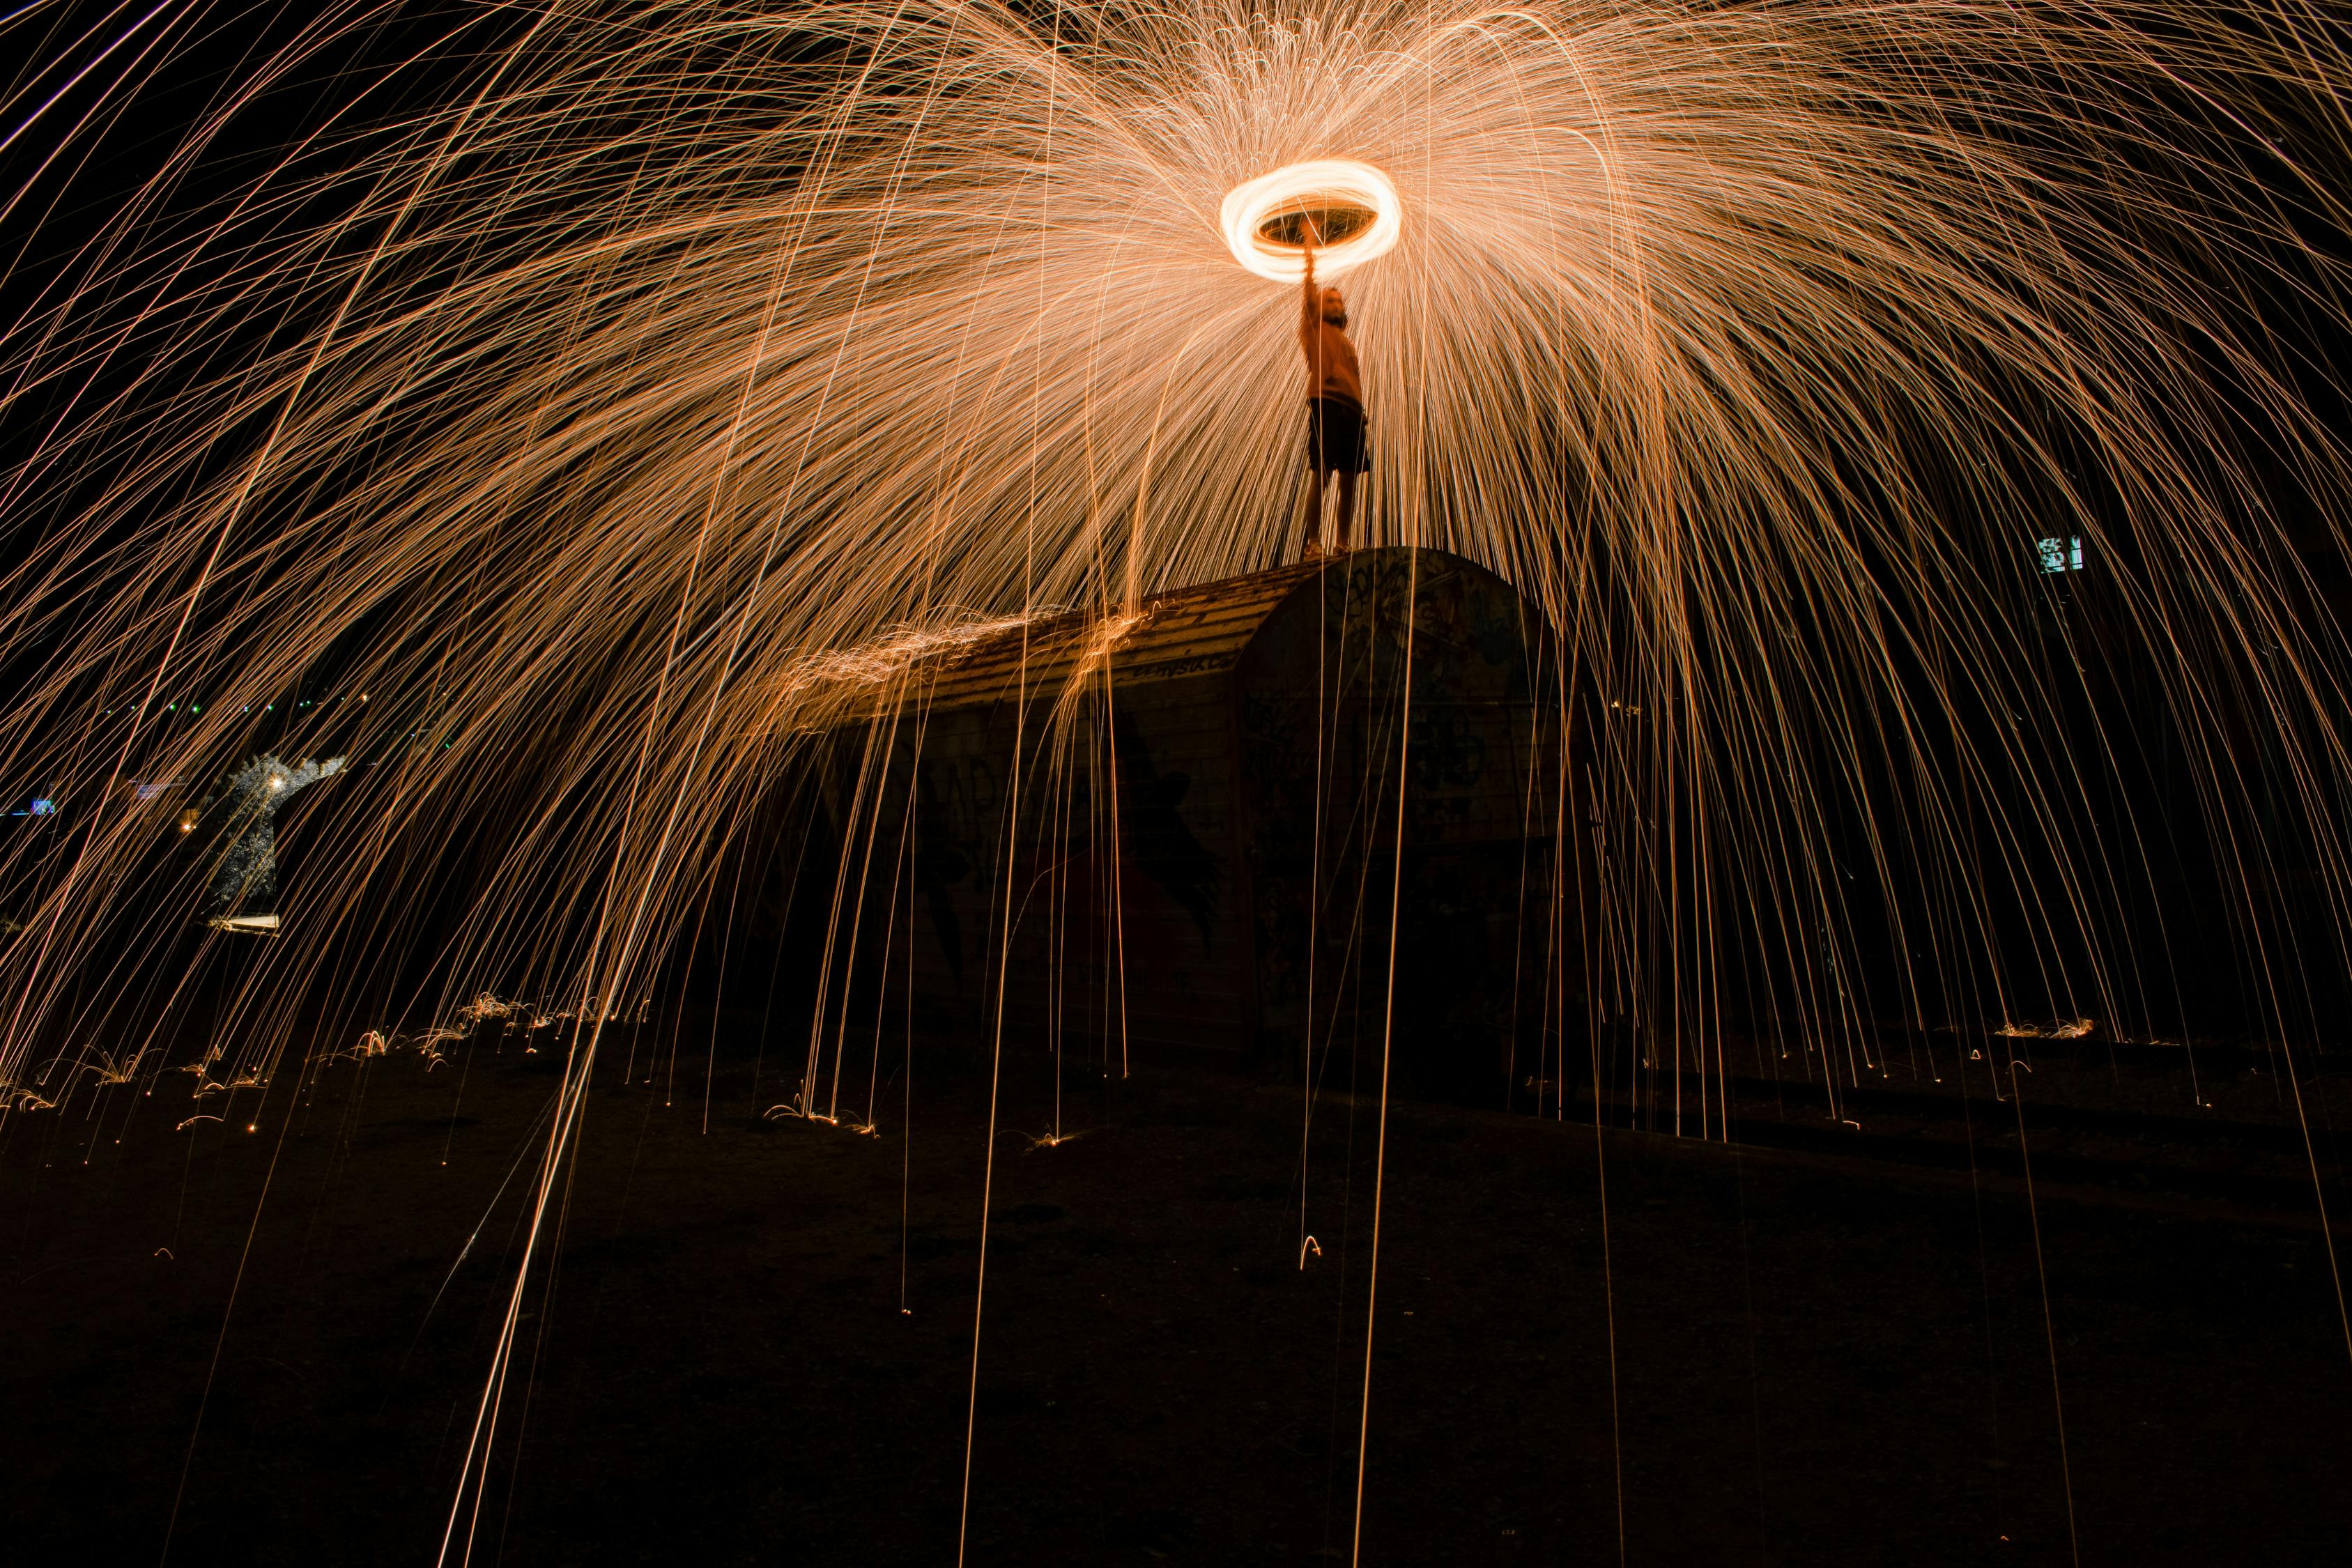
[2038,536,2086,574]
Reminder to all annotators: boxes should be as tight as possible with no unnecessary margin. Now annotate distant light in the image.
[2038,536,2086,574]
[29,799,54,815]
[190,705,201,714]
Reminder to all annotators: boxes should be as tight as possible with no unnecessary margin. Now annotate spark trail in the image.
[1,1,2351,1539]
[0,0,2344,1084]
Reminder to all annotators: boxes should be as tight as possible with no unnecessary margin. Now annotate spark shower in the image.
[3,0,2351,1305]
[8,0,2352,1557]
[13,0,2352,1114]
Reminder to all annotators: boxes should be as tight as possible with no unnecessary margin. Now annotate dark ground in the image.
[4,1020,2349,1566]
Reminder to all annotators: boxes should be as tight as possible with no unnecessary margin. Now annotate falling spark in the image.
[0,1,2348,1549]
[0,0,2342,1097]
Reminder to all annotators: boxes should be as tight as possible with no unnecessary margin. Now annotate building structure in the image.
[813,547,1595,1100]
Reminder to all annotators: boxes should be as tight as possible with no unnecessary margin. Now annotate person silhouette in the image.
[1298,231,1367,559]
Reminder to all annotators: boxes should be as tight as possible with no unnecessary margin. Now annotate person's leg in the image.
[1335,468,1357,551]
[1305,466,1328,558]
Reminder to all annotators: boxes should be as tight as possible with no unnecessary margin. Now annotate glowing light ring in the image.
[1220,159,1401,283]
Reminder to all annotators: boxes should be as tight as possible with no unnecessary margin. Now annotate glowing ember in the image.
[1220,158,1401,282]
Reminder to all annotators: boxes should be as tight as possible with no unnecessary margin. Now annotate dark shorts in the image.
[1307,395,1371,474]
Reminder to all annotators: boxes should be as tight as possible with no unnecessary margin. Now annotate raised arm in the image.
[1298,233,1320,341]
